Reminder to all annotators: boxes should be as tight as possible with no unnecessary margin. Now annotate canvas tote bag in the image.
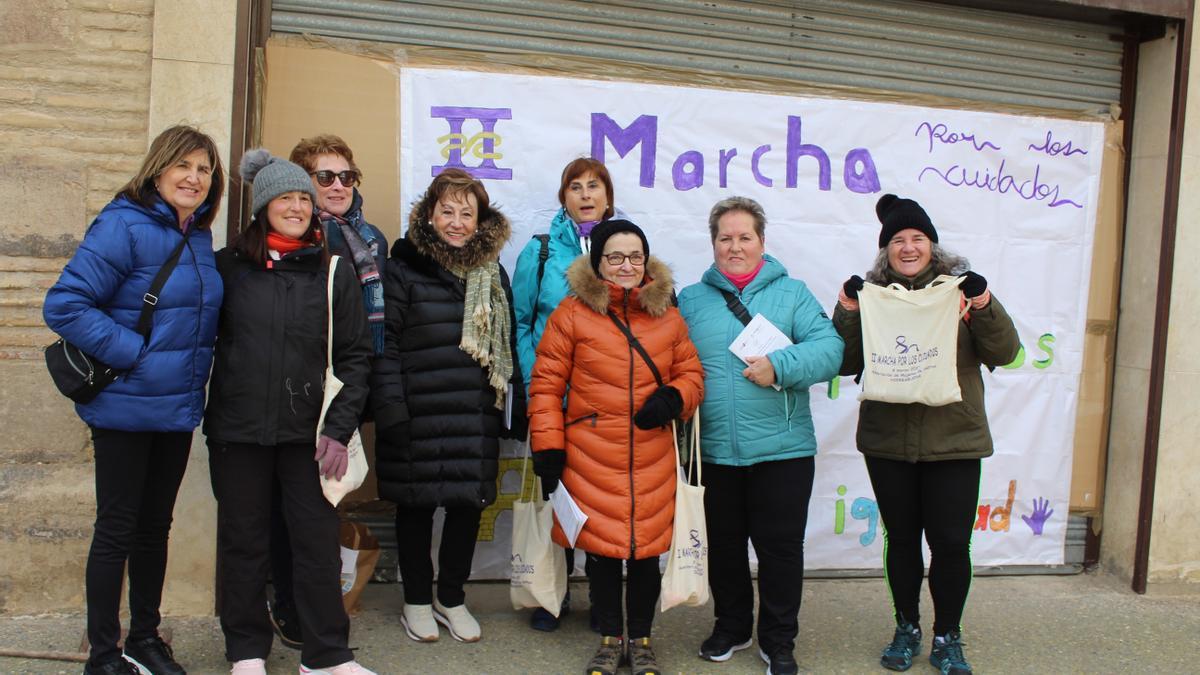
[660,410,709,612]
[858,274,968,406]
[317,255,368,506]
[509,441,568,615]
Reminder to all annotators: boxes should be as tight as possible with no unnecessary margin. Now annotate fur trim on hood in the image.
[406,203,511,272]
[566,255,675,317]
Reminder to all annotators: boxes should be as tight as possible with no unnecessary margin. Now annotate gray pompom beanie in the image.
[239,148,316,216]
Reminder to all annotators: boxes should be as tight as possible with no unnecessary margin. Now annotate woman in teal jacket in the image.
[678,196,843,675]
[511,157,614,632]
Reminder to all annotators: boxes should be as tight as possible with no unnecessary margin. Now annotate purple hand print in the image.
[1021,497,1054,535]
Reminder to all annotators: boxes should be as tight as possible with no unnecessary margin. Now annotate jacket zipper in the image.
[623,291,637,558]
[185,232,203,405]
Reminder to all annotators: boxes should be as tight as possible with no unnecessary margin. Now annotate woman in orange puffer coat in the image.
[529,219,704,675]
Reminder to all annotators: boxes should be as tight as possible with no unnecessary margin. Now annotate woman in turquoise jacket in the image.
[678,196,843,675]
[511,157,615,632]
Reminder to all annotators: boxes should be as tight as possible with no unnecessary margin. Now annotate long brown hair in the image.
[232,205,325,265]
[117,125,225,230]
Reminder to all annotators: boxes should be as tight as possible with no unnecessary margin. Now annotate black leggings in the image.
[864,456,980,636]
[86,428,191,667]
[586,554,661,639]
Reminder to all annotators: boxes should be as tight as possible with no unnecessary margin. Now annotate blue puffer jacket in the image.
[512,208,582,388]
[678,255,843,466]
[43,195,222,432]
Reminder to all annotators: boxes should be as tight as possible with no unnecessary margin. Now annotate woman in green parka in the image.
[833,194,1019,675]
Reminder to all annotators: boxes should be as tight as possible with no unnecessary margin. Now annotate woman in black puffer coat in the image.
[373,168,525,644]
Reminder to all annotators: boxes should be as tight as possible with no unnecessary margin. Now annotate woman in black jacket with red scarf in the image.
[373,168,525,645]
[204,150,375,675]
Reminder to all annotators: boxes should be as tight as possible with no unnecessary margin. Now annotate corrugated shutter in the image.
[271,0,1125,113]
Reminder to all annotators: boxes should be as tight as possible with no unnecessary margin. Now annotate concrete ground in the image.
[1,571,1197,674]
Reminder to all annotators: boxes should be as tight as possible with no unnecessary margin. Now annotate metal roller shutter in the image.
[271,0,1125,113]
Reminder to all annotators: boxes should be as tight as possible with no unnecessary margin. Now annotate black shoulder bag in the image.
[718,288,752,327]
[606,310,664,387]
[45,235,189,404]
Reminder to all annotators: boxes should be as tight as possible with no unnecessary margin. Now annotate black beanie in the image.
[590,219,650,274]
[876,194,938,249]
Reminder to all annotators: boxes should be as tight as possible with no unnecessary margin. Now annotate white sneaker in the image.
[401,603,440,642]
[231,658,267,675]
[432,598,481,642]
[299,661,377,675]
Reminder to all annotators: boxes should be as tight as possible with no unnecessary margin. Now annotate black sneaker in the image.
[698,632,753,662]
[881,621,922,671]
[531,590,571,632]
[758,646,798,675]
[929,632,972,675]
[83,659,141,675]
[122,635,185,675]
[268,600,303,650]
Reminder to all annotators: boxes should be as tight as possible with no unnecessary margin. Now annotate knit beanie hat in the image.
[239,148,317,216]
[876,194,938,249]
[590,219,650,274]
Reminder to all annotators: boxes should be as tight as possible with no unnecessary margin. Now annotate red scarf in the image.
[266,231,313,255]
[721,258,765,291]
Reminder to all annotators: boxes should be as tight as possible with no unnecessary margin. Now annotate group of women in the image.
[45,124,1017,675]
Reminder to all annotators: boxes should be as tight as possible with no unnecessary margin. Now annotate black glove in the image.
[532,448,566,496]
[843,275,865,300]
[634,385,683,430]
[960,271,987,299]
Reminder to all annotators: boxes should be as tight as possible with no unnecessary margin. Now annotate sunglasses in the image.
[310,170,360,188]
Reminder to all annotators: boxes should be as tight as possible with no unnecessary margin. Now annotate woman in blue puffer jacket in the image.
[43,125,225,675]
[678,196,843,675]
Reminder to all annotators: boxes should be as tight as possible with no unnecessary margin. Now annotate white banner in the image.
[399,67,1103,574]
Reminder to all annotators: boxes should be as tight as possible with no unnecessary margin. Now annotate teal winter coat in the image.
[678,256,843,466]
[512,208,583,388]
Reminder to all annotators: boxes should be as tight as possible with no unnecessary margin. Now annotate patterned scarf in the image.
[452,260,513,410]
[320,204,385,354]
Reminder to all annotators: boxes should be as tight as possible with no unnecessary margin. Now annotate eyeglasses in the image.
[602,252,646,266]
[310,170,360,188]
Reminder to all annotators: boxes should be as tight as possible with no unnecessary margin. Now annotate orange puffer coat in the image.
[529,256,704,560]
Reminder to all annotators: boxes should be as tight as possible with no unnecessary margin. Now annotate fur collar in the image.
[406,202,511,272]
[566,255,675,317]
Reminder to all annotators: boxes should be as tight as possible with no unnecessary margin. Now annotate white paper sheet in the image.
[549,483,588,547]
[728,313,792,391]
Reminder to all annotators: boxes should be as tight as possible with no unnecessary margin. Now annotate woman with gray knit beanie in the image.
[372,168,527,644]
[203,149,376,675]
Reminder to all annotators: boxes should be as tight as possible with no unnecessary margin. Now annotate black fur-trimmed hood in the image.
[565,254,675,317]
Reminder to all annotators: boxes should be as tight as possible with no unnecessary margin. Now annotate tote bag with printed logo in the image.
[510,441,568,616]
[858,275,967,407]
[660,411,709,612]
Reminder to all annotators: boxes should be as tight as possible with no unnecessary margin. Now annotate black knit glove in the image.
[532,448,566,496]
[634,385,683,430]
[960,271,987,298]
[843,275,865,300]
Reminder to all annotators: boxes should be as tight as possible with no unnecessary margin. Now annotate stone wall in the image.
[0,0,155,614]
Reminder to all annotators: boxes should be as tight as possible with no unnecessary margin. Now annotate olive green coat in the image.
[832,266,1019,463]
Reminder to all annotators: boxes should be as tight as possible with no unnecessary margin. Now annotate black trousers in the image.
[269,476,294,607]
[864,456,981,636]
[86,428,191,667]
[702,456,815,655]
[395,506,482,606]
[586,554,661,639]
[209,441,351,668]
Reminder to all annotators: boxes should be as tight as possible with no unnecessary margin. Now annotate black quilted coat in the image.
[372,209,526,509]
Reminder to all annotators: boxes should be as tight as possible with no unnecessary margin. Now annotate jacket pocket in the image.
[565,412,599,428]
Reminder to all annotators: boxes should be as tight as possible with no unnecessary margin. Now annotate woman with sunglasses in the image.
[529,219,704,675]
[511,157,616,632]
[244,136,391,650]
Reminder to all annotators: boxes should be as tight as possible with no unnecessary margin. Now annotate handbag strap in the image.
[134,235,189,339]
[326,255,340,369]
[606,310,664,387]
[718,289,752,327]
[673,408,703,486]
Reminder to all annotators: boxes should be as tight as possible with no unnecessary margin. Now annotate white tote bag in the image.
[317,255,368,507]
[509,441,568,615]
[858,274,968,407]
[660,411,709,612]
